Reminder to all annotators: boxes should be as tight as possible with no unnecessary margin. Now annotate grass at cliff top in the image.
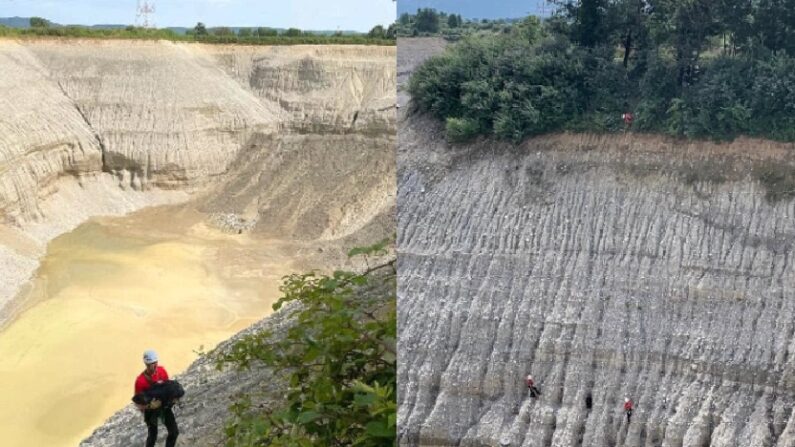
[0,26,395,46]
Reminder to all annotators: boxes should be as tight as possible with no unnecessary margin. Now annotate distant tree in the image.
[213,27,234,36]
[368,25,386,39]
[194,22,207,36]
[515,15,542,44]
[399,13,411,26]
[386,23,397,39]
[753,0,795,55]
[283,27,302,37]
[237,27,252,37]
[653,0,719,85]
[447,14,459,28]
[577,0,608,47]
[29,17,50,28]
[415,8,440,33]
[255,27,278,37]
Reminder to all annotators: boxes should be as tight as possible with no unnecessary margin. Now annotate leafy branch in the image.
[216,243,396,446]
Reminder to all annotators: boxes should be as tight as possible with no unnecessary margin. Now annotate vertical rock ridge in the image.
[398,118,795,446]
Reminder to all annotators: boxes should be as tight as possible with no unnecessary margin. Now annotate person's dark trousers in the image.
[529,386,540,398]
[144,407,179,447]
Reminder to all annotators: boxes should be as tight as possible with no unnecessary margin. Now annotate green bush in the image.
[408,53,466,118]
[410,33,591,141]
[749,55,795,140]
[218,242,396,447]
[415,8,440,33]
[0,23,395,46]
[282,27,302,37]
[634,55,678,131]
[445,117,480,142]
[29,17,51,28]
[408,18,795,143]
[686,57,753,140]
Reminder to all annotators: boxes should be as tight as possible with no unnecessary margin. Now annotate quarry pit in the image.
[0,39,395,446]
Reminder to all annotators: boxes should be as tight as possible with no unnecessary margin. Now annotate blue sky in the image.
[0,0,396,31]
[398,0,550,19]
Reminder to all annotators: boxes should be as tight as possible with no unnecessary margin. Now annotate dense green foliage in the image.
[409,1,795,143]
[29,17,51,28]
[368,24,396,40]
[397,9,510,40]
[415,8,441,34]
[0,22,395,46]
[217,241,396,447]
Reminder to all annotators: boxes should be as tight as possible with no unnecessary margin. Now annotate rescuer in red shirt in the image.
[622,112,634,129]
[624,397,634,424]
[525,374,541,398]
[136,350,179,447]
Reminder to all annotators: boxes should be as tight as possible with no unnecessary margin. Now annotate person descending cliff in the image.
[622,111,634,130]
[624,397,634,424]
[135,350,179,447]
[622,102,634,131]
[526,374,541,398]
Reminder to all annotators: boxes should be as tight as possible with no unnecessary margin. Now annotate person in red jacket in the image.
[622,112,634,129]
[624,397,633,424]
[525,374,541,398]
[136,349,179,447]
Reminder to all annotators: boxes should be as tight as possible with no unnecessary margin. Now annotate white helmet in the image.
[527,375,533,380]
[143,349,159,364]
[625,397,630,403]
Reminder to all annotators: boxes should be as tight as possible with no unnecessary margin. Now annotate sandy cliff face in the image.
[0,38,395,322]
[0,41,102,224]
[208,45,396,134]
[27,41,279,190]
[200,132,395,242]
[397,116,795,447]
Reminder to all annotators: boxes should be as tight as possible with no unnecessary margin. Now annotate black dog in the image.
[132,380,185,408]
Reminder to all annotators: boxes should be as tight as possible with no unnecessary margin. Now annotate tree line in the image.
[189,22,396,40]
[0,17,395,46]
[409,1,795,143]
[396,8,513,40]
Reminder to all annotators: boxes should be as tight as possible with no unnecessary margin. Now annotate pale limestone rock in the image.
[0,38,394,444]
[397,116,795,447]
[0,39,395,332]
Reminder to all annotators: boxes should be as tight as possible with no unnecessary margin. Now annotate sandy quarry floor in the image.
[0,205,297,447]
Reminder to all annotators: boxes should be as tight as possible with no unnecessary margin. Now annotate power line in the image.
[136,0,155,28]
